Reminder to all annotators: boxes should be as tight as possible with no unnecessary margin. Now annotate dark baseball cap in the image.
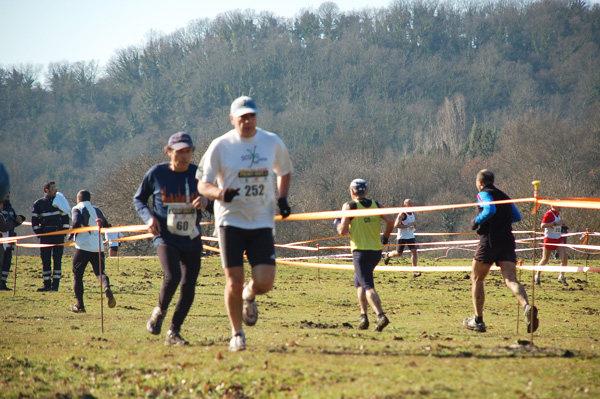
[168,132,194,150]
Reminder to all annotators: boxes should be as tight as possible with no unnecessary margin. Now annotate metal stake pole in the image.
[13,242,18,296]
[317,243,320,284]
[97,221,104,334]
[530,180,541,345]
[517,260,522,334]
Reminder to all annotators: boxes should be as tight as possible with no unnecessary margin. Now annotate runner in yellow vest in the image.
[335,179,394,331]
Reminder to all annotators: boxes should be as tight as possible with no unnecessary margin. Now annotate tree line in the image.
[1,0,599,256]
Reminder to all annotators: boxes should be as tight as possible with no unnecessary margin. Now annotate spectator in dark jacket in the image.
[1,192,25,291]
[31,181,70,292]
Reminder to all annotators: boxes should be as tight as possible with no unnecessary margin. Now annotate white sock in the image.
[242,282,254,301]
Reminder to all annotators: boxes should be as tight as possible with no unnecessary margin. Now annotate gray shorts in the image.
[218,226,276,268]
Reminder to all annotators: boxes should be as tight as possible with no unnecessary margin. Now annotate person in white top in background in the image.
[197,96,293,352]
[105,227,124,257]
[384,199,420,277]
[70,190,116,313]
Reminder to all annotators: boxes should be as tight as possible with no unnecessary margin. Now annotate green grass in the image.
[1,255,599,398]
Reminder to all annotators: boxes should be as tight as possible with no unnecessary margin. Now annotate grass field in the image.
[1,254,599,398]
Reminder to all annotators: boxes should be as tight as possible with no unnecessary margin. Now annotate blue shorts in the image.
[218,226,276,268]
[352,250,382,290]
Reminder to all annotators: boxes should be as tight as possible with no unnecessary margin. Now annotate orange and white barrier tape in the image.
[275,198,536,221]
[4,196,598,271]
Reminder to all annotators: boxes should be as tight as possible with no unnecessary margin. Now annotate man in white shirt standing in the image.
[197,96,293,352]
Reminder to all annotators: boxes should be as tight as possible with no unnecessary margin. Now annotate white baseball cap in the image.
[230,96,259,117]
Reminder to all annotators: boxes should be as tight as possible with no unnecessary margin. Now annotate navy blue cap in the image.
[168,132,194,150]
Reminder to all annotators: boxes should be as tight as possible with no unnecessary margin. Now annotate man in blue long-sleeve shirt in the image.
[463,169,539,334]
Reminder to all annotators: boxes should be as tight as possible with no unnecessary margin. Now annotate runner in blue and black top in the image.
[134,132,213,347]
[463,169,538,334]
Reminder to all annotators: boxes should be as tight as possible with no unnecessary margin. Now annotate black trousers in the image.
[156,244,202,332]
[72,249,110,308]
[0,246,6,282]
[40,242,63,282]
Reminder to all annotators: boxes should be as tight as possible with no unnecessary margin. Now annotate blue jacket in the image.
[475,184,521,247]
[134,163,208,251]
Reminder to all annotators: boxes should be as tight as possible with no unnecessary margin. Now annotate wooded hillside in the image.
[1,0,599,254]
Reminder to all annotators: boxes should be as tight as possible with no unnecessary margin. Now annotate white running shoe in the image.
[524,304,539,333]
[463,315,486,332]
[229,331,246,352]
[147,306,167,335]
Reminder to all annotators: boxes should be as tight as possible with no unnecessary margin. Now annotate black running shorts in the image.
[218,226,276,268]
[396,237,418,252]
[473,236,517,265]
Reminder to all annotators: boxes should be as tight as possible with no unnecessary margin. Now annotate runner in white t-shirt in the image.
[383,199,420,277]
[197,96,293,352]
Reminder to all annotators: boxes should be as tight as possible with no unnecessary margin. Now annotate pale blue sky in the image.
[0,0,393,69]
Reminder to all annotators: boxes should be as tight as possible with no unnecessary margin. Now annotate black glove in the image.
[470,219,480,231]
[333,218,341,230]
[13,214,25,227]
[220,188,240,203]
[278,196,291,218]
[381,236,389,245]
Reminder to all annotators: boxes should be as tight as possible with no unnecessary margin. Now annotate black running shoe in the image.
[70,304,86,313]
[165,330,189,347]
[374,314,390,332]
[358,314,369,330]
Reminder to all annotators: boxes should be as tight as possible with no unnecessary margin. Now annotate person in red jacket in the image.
[535,206,569,286]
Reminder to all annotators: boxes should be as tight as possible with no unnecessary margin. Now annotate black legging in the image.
[72,249,110,308]
[156,244,202,332]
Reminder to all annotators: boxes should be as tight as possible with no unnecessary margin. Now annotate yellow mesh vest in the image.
[350,199,382,252]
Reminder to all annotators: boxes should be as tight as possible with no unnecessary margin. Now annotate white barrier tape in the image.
[276,259,485,272]
[532,242,600,251]
[275,244,319,251]
[277,259,600,273]
[519,265,600,273]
